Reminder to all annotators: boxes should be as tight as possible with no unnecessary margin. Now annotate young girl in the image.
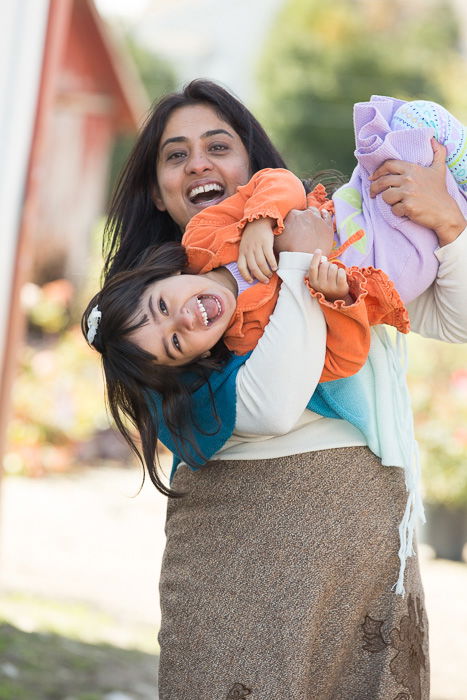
[83,232,407,383]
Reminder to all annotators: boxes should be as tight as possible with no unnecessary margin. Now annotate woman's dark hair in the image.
[103,79,288,280]
[83,242,230,496]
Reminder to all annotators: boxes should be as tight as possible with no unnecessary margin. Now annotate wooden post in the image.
[0,0,73,467]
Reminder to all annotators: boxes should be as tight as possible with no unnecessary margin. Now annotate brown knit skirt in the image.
[158,447,429,700]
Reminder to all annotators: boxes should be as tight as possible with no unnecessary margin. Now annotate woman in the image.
[103,80,467,699]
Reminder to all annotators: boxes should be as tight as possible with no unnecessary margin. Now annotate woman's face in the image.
[153,104,251,230]
[130,272,237,367]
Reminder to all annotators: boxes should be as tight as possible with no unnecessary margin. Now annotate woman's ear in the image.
[152,187,166,212]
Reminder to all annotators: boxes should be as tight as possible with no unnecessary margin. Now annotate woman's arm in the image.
[370,140,467,342]
[183,168,305,280]
[406,227,467,342]
[235,249,326,435]
[235,204,378,435]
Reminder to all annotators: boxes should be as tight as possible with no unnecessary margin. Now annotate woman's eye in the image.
[167,151,186,161]
[172,334,181,352]
[209,143,228,153]
[159,298,168,314]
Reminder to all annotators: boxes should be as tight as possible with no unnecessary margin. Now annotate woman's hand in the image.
[274,207,334,256]
[307,250,352,305]
[369,138,466,246]
[237,217,277,283]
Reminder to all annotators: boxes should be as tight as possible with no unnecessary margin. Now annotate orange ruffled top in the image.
[183,168,409,383]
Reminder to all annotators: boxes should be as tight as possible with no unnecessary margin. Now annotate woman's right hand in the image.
[369,138,466,247]
[274,207,334,256]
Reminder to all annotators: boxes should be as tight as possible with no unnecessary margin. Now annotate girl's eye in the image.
[172,334,181,352]
[159,298,168,314]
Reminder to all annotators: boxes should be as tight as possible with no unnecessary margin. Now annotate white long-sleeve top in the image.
[213,228,467,461]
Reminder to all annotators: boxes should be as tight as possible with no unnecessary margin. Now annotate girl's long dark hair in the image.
[83,243,231,496]
[98,78,344,495]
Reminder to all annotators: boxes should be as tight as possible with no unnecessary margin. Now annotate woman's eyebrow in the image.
[160,136,186,151]
[160,129,233,151]
[202,129,233,139]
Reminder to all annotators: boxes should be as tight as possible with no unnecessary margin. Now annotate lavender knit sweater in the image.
[334,96,467,303]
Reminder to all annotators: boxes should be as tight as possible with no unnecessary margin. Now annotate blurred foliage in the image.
[5,220,137,477]
[124,34,177,103]
[0,618,155,699]
[408,335,467,507]
[257,0,467,178]
[21,279,75,337]
[5,325,108,477]
[108,36,177,198]
[0,591,156,654]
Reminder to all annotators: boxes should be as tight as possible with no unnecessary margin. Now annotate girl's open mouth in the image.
[196,295,223,326]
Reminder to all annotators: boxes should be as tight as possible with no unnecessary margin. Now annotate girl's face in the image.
[153,103,251,230]
[131,272,237,366]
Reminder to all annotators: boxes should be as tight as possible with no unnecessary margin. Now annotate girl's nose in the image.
[177,307,195,330]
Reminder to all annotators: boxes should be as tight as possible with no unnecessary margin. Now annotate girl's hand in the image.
[238,217,277,283]
[369,138,466,246]
[275,207,334,256]
[307,250,353,304]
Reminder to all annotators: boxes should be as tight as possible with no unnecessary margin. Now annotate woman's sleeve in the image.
[235,252,326,435]
[407,227,467,342]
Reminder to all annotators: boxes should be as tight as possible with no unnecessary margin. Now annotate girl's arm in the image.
[182,168,305,277]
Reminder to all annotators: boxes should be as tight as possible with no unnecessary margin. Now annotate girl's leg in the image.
[391,100,467,191]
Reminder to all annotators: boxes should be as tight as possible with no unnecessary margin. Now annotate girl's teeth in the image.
[196,296,222,325]
[196,298,209,326]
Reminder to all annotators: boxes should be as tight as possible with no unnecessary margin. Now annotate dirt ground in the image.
[0,464,466,699]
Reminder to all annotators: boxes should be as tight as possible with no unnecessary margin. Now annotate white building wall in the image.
[0,0,49,391]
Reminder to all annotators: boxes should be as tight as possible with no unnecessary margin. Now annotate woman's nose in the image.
[185,150,213,174]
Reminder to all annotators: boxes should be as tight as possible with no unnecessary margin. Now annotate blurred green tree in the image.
[257,0,466,178]
[123,35,177,103]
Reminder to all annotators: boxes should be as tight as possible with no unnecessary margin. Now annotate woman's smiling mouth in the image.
[188,181,225,206]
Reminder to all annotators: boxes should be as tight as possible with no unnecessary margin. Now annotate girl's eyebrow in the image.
[148,295,157,322]
[160,129,234,152]
[148,294,176,361]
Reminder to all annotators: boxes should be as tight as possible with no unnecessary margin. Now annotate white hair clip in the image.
[87,305,102,345]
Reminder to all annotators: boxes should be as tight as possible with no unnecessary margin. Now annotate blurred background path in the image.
[0,463,466,699]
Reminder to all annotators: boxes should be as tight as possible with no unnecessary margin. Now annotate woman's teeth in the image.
[189,183,223,202]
